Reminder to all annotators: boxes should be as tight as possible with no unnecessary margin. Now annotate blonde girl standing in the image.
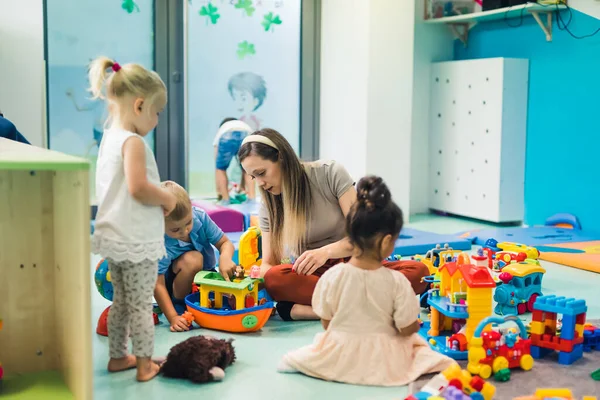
[89,56,176,382]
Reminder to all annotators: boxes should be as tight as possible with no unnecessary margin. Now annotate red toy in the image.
[468,315,534,380]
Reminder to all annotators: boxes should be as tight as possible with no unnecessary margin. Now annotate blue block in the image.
[530,345,553,359]
[558,343,583,365]
[559,314,577,341]
[583,330,600,351]
[533,295,588,316]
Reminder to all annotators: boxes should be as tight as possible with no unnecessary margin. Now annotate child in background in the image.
[213,117,255,204]
[278,176,455,386]
[154,181,237,332]
[90,56,177,382]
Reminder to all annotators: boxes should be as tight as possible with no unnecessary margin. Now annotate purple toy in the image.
[192,200,244,233]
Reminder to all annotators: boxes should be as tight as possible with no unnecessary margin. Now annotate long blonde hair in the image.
[238,129,311,262]
[87,56,166,124]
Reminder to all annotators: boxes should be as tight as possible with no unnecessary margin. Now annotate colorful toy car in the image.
[467,315,534,381]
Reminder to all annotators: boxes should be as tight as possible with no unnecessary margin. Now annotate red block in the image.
[471,376,485,392]
[576,313,586,325]
[532,310,544,321]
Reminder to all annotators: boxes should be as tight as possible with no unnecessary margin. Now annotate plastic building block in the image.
[532,295,588,316]
[592,368,600,381]
[557,343,583,365]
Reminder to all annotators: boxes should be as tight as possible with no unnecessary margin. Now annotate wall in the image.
[319,0,417,214]
[319,0,369,182]
[569,0,600,19]
[0,0,45,147]
[410,0,454,214]
[454,8,600,230]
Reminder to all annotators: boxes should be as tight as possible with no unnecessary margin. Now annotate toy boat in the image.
[185,292,274,333]
[185,270,274,333]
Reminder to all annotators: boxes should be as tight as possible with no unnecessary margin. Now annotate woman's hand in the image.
[293,248,329,276]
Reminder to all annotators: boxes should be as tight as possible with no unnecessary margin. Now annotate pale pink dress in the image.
[280,263,456,386]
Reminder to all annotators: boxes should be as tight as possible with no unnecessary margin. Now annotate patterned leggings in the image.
[107,259,158,358]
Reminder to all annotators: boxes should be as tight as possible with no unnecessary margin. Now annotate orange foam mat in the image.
[538,241,600,274]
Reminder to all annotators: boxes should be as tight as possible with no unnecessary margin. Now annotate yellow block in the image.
[535,388,573,398]
[576,324,585,337]
[529,321,546,335]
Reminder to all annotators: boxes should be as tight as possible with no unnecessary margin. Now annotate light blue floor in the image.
[91,214,600,399]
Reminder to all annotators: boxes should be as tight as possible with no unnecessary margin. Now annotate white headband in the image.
[242,134,279,150]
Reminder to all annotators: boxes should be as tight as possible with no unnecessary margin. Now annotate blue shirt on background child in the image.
[158,207,224,275]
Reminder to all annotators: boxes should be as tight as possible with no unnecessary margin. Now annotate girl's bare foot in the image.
[108,355,137,372]
[136,357,161,382]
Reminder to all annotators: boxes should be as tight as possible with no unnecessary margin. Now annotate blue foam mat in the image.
[220,228,471,262]
[458,226,600,247]
[394,228,471,256]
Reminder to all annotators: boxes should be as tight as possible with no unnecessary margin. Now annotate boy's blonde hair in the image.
[161,181,192,221]
[87,56,166,121]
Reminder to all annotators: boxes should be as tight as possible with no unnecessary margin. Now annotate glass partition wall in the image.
[45,0,156,204]
[45,0,320,204]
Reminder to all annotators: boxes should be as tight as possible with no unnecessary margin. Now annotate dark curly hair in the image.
[346,175,403,259]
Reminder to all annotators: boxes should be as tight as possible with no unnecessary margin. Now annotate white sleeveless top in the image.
[92,128,166,262]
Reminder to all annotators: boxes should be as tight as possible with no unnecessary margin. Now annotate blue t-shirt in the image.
[0,116,30,144]
[158,207,225,275]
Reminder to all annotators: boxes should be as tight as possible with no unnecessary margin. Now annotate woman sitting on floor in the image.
[237,128,429,321]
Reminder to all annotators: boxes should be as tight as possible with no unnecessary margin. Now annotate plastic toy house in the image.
[420,261,496,359]
[0,139,92,399]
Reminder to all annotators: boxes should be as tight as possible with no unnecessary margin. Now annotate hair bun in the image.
[356,175,391,211]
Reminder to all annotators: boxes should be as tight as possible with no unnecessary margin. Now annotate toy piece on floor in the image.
[419,257,496,360]
[160,336,236,383]
[529,295,587,365]
[481,239,540,271]
[467,315,533,381]
[412,244,464,275]
[583,323,599,352]
[493,263,545,316]
[513,388,597,400]
[405,363,496,400]
[182,311,194,327]
[591,368,600,381]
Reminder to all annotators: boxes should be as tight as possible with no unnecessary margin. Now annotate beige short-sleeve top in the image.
[259,160,355,252]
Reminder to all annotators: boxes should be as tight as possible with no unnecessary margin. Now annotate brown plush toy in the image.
[160,336,236,383]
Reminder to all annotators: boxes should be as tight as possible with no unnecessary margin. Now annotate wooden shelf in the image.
[423,3,567,46]
[0,139,92,400]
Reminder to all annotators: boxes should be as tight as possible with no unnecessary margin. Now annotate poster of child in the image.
[228,72,267,132]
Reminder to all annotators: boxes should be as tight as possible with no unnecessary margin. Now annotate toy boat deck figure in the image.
[185,270,274,333]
